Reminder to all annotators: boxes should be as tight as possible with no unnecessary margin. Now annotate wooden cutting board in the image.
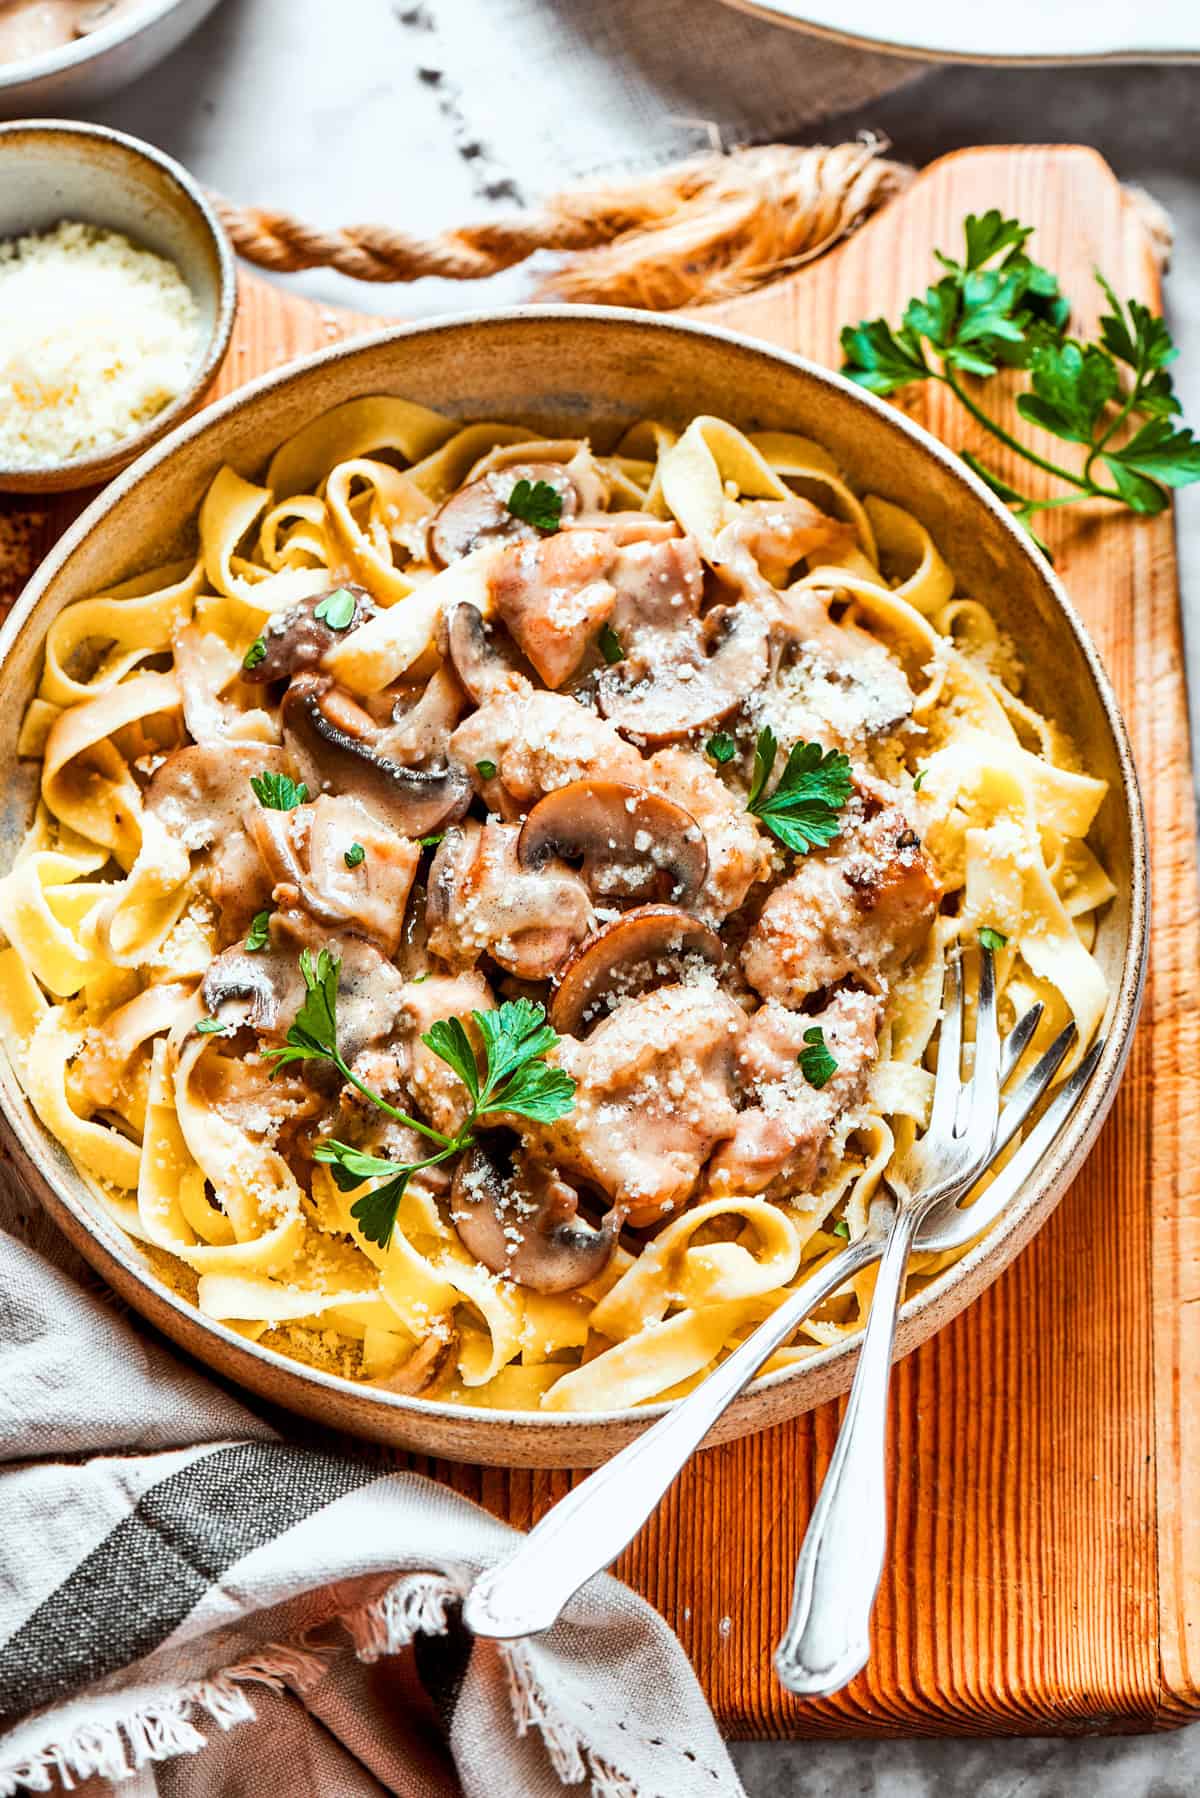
[3,144,1198,1738]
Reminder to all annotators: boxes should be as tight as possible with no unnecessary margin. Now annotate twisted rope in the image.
[210,139,912,310]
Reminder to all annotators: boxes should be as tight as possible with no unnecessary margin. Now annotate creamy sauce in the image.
[0,0,144,64]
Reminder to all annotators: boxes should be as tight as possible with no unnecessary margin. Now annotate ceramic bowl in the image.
[0,0,222,117]
[0,119,236,493]
[0,308,1149,1466]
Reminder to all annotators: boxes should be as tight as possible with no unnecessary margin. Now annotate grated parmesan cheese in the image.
[0,220,201,467]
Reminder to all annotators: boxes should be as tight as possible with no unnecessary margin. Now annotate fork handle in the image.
[463,1234,882,1641]
[774,1202,923,1697]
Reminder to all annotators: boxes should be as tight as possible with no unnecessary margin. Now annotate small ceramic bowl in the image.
[0,119,235,494]
[0,309,1148,1467]
[0,0,223,119]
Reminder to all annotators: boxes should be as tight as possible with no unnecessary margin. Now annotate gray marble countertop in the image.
[73,3,1200,1791]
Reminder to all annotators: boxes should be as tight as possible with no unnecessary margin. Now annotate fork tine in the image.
[1000,1001,1043,1087]
[993,1020,1077,1158]
[927,948,965,1138]
[961,944,1001,1141]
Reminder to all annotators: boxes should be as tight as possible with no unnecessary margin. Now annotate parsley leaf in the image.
[747,729,853,854]
[313,587,356,630]
[1017,339,1120,445]
[598,623,624,665]
[250,770,308,811]
[245,910,270,952]
[706,732,737,765]
[978,926,1009,951]
[242,636,267,671]
[839,318,930,396]
[507,478,563,534]
[798,1025,838,1090]
[344,842,365,869]
[421,1016,480,1103]
[419,832,445,849]
[348,1170,416,1247]
[912,768,927,792]
[474,759,498,780]
[831,1218,851,1239]
[196,1017,230,1036]
[1103,417,1200,489]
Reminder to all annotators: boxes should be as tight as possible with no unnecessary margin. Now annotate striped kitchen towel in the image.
[0,1187,745,1798]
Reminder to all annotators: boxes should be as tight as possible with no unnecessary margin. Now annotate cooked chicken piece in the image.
[426,818,594,979]
[643,747,771,921]
[489,529,617,689]
[207,825,275,939]
[714,496,853,592]
[401,969,495,1137]
[528,983,746,1228]
[248,793,421,957]
[741,805,940,1006]
[706,988,881,1198]
[607,535,706,642]
[449,685,643,815]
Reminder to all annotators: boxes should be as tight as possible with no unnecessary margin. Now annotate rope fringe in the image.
[211,138,911,309]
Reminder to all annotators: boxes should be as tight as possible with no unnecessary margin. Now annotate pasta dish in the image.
[0,399,1115,1413]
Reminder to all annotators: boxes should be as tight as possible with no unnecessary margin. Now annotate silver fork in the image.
[464,950,1098,1646]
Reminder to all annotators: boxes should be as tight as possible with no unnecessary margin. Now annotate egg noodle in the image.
[0,399,1114,1413]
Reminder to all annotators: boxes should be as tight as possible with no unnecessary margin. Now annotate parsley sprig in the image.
[746,727,852,854]
[798,1024,838,1090]
[507,478,563,534]
[263,953,575,1247]
[840,210,1200,544]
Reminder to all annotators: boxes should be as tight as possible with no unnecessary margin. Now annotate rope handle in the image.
[209,139,912,310]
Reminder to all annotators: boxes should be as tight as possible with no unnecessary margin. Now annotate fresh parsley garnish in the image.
[913,767,927,792]
[831,1218,851,1239]
[314,587,356,630]
[419,833,445,849]
[598,623,624,666]
[267,955,576,1247]
[196,1017,230,1036]
[840,210,1200,537]
[798,1024,838,1090]
[250,770,308,811]
[746,727,852,854]
[474,759,498,781]
[344,842,365,869]
[978,926,1009,951]
[242,636,267,671]
[245,910,270,952]
[506,478,563,534]
[706,732,737,765]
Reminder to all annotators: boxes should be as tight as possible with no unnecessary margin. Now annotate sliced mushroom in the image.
[429,462,580,566]
[549,904,724,1035]
[145,742,293,849]
[439,602,529,705]
[518,780,707,907]
[281,672,471,838]
[596,601,770,744]
[451,1139,622,1293]
[202,916,406,1058]
[242,585,375,685]
[370,1327,458,1395]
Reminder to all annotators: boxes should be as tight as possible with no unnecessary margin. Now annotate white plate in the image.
[718,0,1200,63]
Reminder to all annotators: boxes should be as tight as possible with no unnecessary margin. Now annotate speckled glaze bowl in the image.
[0,0,223,118]
[0,120,235,493]
[0,309,1148,1466]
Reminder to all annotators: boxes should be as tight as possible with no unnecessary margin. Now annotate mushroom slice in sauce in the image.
[596,601,770,744]
[371,1327,458,1395]
[428,462,580,567]
[450,1139,623,1293]
[517,779,707,907]
[145,742,293,849]
[281,672,471,838]
[202,917,405,1060]
[549,904,723,1036]
[440,603,530,706]
[241,585,376,685]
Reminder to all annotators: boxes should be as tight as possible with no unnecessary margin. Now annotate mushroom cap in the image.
[517,779,708,907]
[428,462,579,567]
[450,1139,622,1293]
[549,904,724,1036]
[596,601,770,743]
[145,742,294,848]
[242,585,375,685]
[439,602,529,706]
[281,672,472,838]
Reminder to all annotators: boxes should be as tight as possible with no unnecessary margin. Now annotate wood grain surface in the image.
[2,144,1197,1737]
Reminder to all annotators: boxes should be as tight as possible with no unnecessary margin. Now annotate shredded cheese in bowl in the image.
[0,219,201,469]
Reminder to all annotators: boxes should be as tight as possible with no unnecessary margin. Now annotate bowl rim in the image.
[0,302,1151,1437]
[0,0,201,89]
[0,118,237,489]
